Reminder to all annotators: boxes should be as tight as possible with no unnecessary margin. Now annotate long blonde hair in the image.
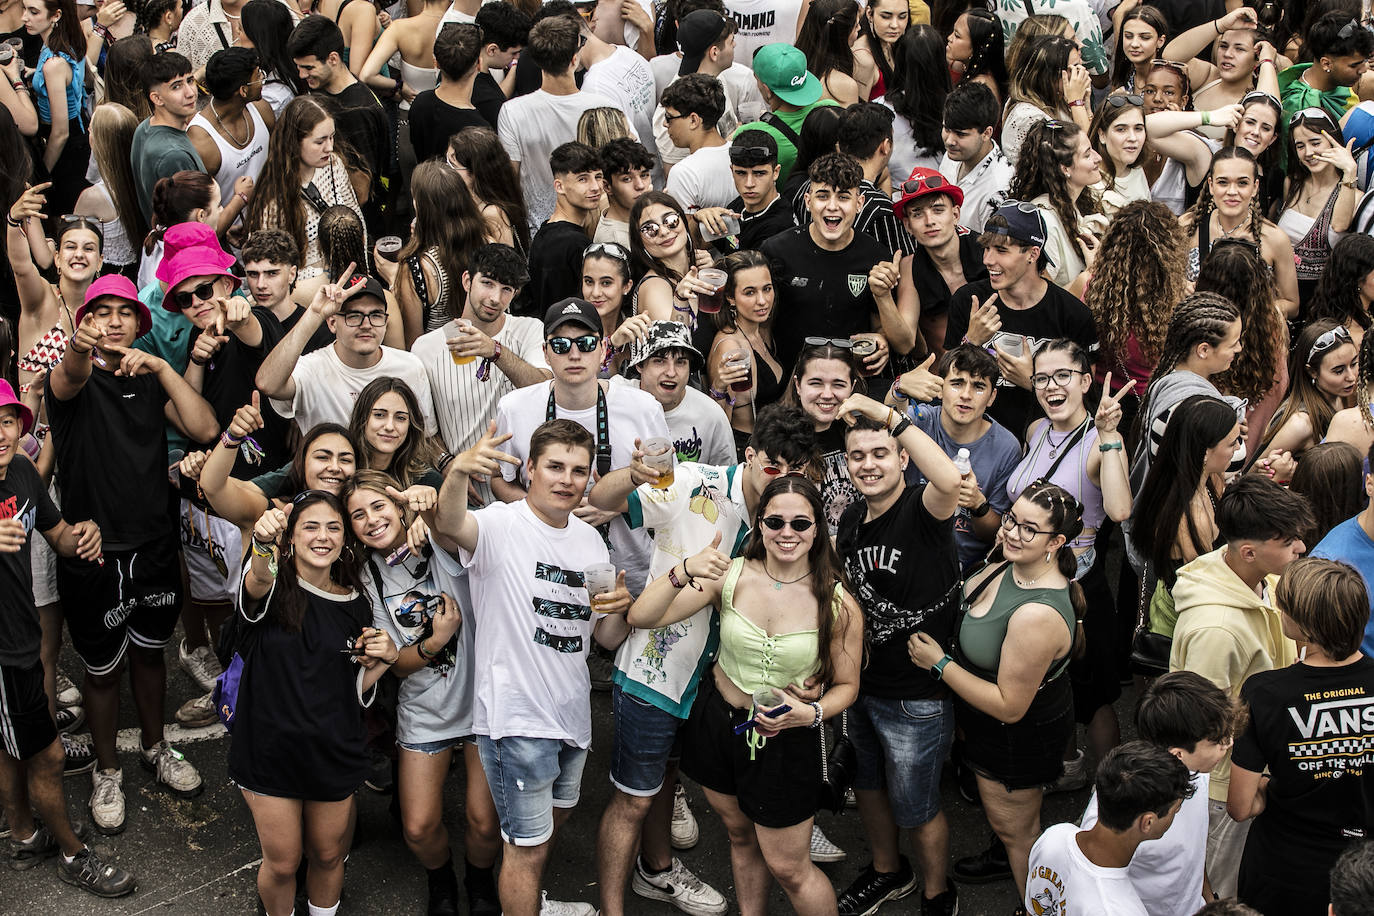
[89,103,148,251]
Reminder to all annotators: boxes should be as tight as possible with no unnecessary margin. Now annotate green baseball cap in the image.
[753,44,822,106]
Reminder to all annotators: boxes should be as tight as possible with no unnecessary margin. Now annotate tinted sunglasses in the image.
[1104,93,1144,108]
[760,515,815,532]
[899,173,949,194]
[639,211,683,239]
[172,280,220,310]
[803,336,854,349]
[583,242,629,261]
[1149,58,1190,76]
[547,334,601,354]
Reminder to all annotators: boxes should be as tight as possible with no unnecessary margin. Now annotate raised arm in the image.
[1089,373,1134,523]
[431,421,521,555]
[198,394,272,528]
[1148,105,1243,185]
[836,393,961,519]
[7,183,55,313]
[49,310,100,402]
[626,535,729,629]
[256,267,366,398]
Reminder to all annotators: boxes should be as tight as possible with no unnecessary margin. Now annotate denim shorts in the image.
[848,695,954,828]
[475,734,588,846]
[398,735,468,755]
[610,685,683,796]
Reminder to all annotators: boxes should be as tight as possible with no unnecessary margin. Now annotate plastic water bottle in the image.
[953,447,972,478]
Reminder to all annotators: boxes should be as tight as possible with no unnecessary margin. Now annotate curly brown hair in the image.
[1011,119,1101,262]
[1084,200,1185,374]
[1194,239,1286,404]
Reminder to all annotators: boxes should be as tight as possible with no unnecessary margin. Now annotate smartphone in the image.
[731,704,793,735]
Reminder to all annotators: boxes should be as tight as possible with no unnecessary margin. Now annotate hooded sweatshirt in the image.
[1169,547,1296,802]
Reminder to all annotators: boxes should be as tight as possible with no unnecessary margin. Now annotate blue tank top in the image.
[34,47,86,128]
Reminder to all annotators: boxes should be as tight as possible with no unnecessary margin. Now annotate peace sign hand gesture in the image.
[451,421,521,479]
[1094,372,1135,437]
[309,262,368,320]
[966,294,1001,346]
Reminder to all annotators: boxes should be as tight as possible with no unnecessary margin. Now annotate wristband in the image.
[9,81,22,92]
[1214,18,1222,33]
[190,354,209,367]
[250,538,274,558]
[5,214,19,227]
[1201,110,1211,126]
[891,416,912,438]
[890,378,907,400]
[491,340,502,362]
[236,191,250,205]
[220,430,245,449]
[1098,440,1123,452]
[1069,99,1086,108]
[931,654,953,680]
[1261,59,1274,65]
[416,637,437,660]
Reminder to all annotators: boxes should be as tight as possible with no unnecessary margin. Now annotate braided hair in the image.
[1187,147,1265,247]
[1133,291,1241,446]
[1011,119,1101,262]
[316,205,370,281]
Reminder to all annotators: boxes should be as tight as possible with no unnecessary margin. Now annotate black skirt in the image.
[956,671,1073,791]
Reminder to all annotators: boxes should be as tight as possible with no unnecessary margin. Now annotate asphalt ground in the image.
[7,638,1129,916]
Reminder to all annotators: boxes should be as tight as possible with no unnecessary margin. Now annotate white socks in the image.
[307,902,340,916]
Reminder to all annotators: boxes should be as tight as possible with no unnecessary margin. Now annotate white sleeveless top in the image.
[188,104,270,208]
[91,180,136,267]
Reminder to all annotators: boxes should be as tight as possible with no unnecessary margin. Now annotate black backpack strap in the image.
[762,111,802,150]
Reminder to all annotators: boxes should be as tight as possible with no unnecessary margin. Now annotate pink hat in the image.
[75,274,153,338]
[0,379,33,436]
[155,223,233,285]
[159,239,242,312]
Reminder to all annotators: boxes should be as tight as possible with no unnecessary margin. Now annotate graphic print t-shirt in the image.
[0,458,60,665]
[364,545,475,744]
[1232,658,1374,882]
[459,499,609,747]
[1025,822,1150,916]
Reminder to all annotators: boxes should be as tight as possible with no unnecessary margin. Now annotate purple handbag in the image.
[212,652,246,732]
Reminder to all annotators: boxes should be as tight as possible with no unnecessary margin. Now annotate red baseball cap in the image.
[893,167,964,219]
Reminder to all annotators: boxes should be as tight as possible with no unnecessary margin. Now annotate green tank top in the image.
[957,565,1076,682]
[717,557,839,695]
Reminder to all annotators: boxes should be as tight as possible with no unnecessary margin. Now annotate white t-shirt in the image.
[619,461,751,715]
[939,143,1013,234]
[581,46,657,157]
[363,545,475,744]
[723,0,803,70]
[498,88,618,232]
[665,143,737,212]
[659,385,736,465]
[1026,822,1150,916]
[411,315,549,457]
[458,499,608,747]
[270,344,437,436]
[650,57,768,121]
[1080,772,1211,916]
[493,379,669,593]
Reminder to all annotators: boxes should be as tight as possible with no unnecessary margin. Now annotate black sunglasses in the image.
[803,336,854,349]
[729,146,775,165]
[760,516,816,532]
[547,334,601,354]
[172,280,220,310]
[1104,93,1144,108]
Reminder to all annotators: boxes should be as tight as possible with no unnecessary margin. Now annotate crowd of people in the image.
[3,0,1374,913]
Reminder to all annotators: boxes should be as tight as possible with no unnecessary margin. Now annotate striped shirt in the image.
[793,178,919,256]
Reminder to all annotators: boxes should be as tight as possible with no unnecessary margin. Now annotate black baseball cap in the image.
[678,10,728,76]
[543,297,602,336]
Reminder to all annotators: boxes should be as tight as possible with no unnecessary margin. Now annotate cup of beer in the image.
[376,236,403,263]
[850,337,877,376]
[584,562,617,602]
[723,348,752,394]
[642,437,675,489]
[445,319,476,365]
[696,268,729,314]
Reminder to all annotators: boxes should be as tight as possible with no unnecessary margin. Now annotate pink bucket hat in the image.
[155,223,234,284]
[0,379,34,436]
[158,228,241,311]
[75,274,153,338]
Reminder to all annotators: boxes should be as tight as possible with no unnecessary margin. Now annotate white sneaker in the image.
[539,892,596,915]
[1044,749,1090,795]
[140,740,203,798]
[175,691,218,728]
[178,640,223,693]
[632,856,727,916]
[56,673,83,709]
[90,768,126,835]
[809,824,846,863]
[670,784,699,850]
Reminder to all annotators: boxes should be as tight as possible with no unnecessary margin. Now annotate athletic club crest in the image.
[847,274,868,296]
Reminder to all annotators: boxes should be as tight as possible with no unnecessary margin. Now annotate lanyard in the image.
[546,385,612,478]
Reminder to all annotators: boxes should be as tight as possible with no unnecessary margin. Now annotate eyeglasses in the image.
[1001,511,1050,541]
[639,211,683,239]
[1289,107,1335,127]
[547,334,601,354]
[1307,324,1352,365]
[1104,93,1144,108]
[583,242,629,261]
[663,109,690,123]
[900,173,949,194]
[760,515,816,532]
[803,336,855,349]
[1031,368,1086,389]
[172,280,220,310]
[341,309,387,327]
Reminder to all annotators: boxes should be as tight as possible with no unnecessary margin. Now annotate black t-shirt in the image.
[837,485,960,698]
[527,219,590,316]
[761,226,888,370]
[910,229,988,318]
[319,82,391,179]
[731,194,796,252]
[407,92,490,166]
[186,308,291,476]
[0,26,42,70]
[472,72,506,129]
[1232,657,1374,911]
[279,306,336,355]
[0,457,61,665]
[816,423,859,538]
[943,279,1096,438]
[46,368,172,549]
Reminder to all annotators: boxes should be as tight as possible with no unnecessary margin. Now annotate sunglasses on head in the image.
[803,336,854,349]
[1149,58,1189,75]
[1308,324,1352,365]
[547,334,601,354]
[639,211,683,240]
[760,515,815,532]
[1338,17,1366,38]
[729,146,774,165]
[1104,93,1144,108]
[1289,106,1336,127]
[172,280,220,310]
[583,242,629,261]
[900,173,949,194]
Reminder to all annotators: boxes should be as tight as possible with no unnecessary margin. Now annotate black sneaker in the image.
[57,846,137,898]
[426,857,460,916]
[921,886,959,916]
[466,861,500,916]
[55,705,84,734]
[952,835,1011,884]
[837,857,918,916]
[8,822,58,870]
[63,734,96,777]
[364,748,394,793]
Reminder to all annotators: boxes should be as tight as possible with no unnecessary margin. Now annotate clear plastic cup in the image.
[445,318,476,365]
[697,268,729,314]
[724,348,752,393]
[584,562,617,598]
[642,436,675,489]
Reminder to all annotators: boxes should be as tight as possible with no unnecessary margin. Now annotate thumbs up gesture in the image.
[895,352,941,402]
[685,530,731,583]
[868,249,902,297]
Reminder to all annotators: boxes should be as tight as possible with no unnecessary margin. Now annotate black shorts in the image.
[0,660,58,761]
[1069,557,1122,724]
[956,672,1073,791]
[679,675,822,829]
[57,531,183,676]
